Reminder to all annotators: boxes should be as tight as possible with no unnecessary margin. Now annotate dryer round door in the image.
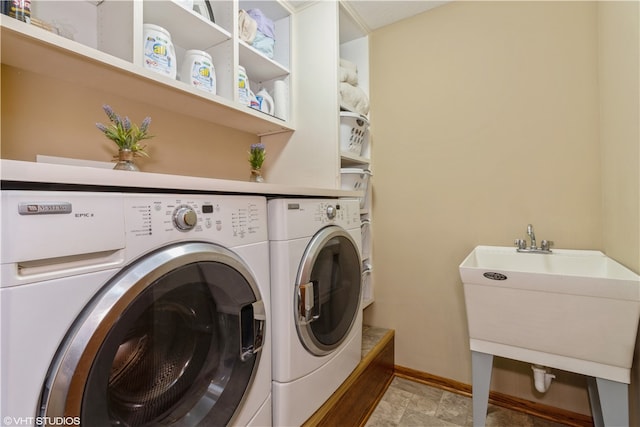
[295,225,362,356]
[39,242,265,427]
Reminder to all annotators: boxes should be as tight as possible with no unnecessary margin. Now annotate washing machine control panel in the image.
[124,194,267,249]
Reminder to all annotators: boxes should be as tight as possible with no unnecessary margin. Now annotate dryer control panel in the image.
[124,194,267,250]
[267,198,361,241]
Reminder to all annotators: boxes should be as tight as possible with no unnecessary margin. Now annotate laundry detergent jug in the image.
[238,65,251,106]
[143,24,177,79]
[179,50,216,94]
[256,88,274,115]
[248,89,260,110]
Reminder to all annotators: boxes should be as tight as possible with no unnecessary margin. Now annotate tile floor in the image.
[364,376,569,427]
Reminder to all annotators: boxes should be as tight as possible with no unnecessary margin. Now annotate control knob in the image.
[326,205,336,220]
[173,205,197,231]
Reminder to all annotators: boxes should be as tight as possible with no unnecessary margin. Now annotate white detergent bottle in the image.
[238,65,251,106]
[256,88,274,115]
[248,89,260,110]
[142,24,177,79]
[179,50,216,94]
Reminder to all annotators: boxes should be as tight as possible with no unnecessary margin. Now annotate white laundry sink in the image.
[459,245,640,383]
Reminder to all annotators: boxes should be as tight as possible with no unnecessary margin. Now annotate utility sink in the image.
[459,245,640,383]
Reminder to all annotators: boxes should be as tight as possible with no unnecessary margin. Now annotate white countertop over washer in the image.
[0,160,362,198]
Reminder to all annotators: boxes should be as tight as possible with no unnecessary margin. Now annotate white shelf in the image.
[143,1,232,51]
[340,151,370,166]
[338,1,374,311]
[239,41,290,82]
[1,159,363,198]
[0,16,293,136]
[240,1,292,21]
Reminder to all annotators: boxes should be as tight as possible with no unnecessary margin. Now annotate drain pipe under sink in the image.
[531,364,556,393]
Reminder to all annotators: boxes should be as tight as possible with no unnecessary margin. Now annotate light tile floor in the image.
[364,376,569,427]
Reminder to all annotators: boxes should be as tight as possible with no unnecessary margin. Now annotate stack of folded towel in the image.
[238,9,275,59]
[339,58,370,116]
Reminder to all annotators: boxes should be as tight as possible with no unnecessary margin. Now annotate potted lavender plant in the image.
[248,143,266,182]
[96,105,152,171]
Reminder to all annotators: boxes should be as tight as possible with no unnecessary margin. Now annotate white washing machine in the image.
[268,198,363,426]
[0,190,271,427]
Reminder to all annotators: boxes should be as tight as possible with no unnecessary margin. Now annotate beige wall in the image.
[598,1,640,423]
[599,1,640,275]
[365,1,607,415]
[1,65,259,180]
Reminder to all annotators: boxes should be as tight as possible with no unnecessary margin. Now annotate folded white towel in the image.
[239,10,257,44]
[340,82,370,116]
[339,67,358,85]
[340,58,358,72]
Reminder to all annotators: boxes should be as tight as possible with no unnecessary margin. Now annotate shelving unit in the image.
[338,1,374,309]
[1,0,293,136]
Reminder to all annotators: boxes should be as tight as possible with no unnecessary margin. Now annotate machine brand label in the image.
[483,272,507,281]
[18,202,72,215]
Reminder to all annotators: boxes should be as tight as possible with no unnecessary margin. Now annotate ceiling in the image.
[342,1,448,32]
[286,1,448,34]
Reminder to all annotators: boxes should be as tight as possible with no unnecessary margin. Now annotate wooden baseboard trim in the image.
[394,365,594,427]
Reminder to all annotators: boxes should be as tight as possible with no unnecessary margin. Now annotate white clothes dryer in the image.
[268,198,363,427]
[0,190,271,427]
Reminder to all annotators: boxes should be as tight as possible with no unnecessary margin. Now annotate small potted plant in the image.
[96,104,152,171]
[248,143,266,182]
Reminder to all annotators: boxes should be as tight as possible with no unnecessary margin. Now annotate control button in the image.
[173,206,197,231]
[326,205,336,220]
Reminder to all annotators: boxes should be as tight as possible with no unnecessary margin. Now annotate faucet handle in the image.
[541,240,553,251]
[514,239,527,250]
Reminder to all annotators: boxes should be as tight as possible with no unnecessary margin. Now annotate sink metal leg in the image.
[586,377,604,427]
[595,377,629,427]
[471,351,493,427]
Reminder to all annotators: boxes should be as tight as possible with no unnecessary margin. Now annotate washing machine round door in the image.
[39,242,265,427]
[295,225,362,356]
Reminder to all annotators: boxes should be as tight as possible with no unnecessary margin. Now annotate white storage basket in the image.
[361,219,371,260]
[362,262,373,305]
[340,112,369,156]
[340,168,371,209]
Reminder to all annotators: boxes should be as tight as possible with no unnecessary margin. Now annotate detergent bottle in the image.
[256,88,274,115]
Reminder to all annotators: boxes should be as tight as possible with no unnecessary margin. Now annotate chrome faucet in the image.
[527,224,536,249]
[515,224,552,253]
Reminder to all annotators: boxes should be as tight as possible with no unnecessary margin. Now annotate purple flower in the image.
[97,104,153,156]
[140,117,151,133]
[102,104,117,122]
